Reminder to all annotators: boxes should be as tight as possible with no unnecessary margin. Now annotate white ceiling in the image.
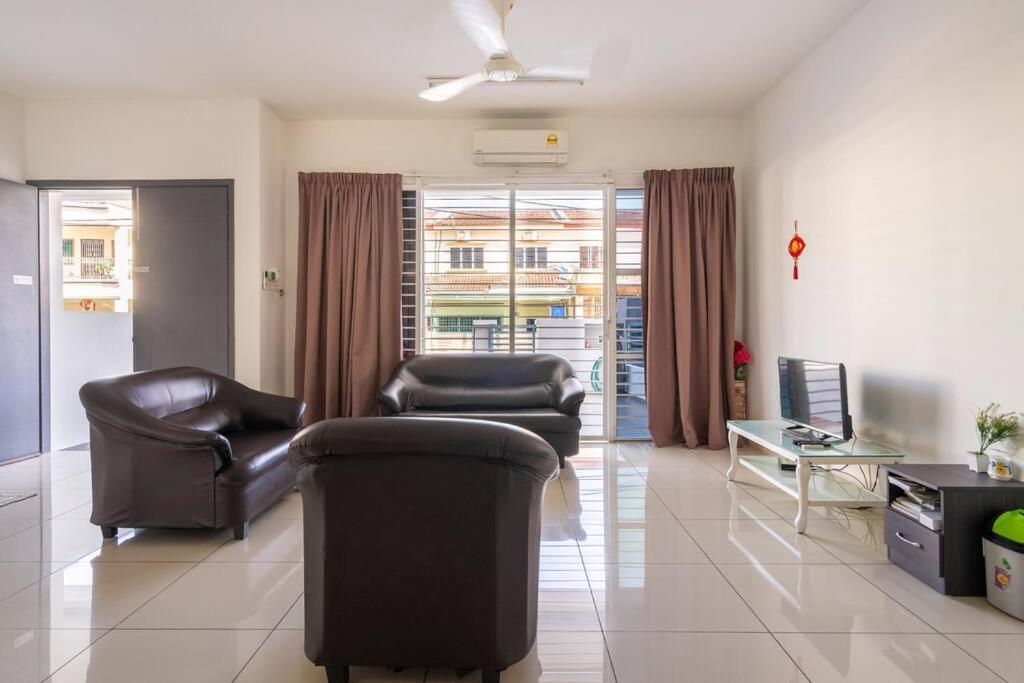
[0,0,865,119]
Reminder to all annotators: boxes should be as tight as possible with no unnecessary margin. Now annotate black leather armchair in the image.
[80,367,306,540]
[378,353,585,467]
[290,417,560,683]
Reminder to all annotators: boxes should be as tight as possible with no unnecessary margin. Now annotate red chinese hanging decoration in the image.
[787,220,806,280]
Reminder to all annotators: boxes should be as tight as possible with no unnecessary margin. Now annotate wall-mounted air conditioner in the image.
[473,130,568,166]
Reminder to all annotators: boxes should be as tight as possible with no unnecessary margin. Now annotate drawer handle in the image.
[895,531,923,548]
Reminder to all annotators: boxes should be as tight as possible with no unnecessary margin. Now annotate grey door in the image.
[0,178,40,464]
[133,185,231,376]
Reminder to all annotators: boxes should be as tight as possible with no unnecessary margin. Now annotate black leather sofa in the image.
[377,353,585,467]
[79,367,306,540]
[290,416,560,683]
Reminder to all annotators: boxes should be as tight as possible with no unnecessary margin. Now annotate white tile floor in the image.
[0,443,1018,682]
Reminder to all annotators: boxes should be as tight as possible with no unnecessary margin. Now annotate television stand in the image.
[726,420,905,533]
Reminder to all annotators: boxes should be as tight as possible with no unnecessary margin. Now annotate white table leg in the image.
[795,458,810,533]
[726,429,739,481]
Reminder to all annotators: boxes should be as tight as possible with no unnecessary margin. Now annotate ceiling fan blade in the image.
[452,0,509,58]
[522,65,590,81]
[419,73,488,102]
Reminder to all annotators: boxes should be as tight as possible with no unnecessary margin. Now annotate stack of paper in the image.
[888,476,942,531]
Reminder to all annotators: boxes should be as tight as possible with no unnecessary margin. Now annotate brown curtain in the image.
[295,172,402,422]
[642,168,736,449]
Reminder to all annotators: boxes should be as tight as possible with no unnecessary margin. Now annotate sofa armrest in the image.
[552,376,586,417]
[242,388,306,429]
[80,383,233,467]
[377,377,410,415]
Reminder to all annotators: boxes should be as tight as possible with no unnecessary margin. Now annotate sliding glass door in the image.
[407,183,650,440]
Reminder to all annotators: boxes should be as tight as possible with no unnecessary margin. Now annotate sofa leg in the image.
[559,454,565,469]
[482,671,501,683]
[233,522,249,540]
[325,665,349,683]
[100,526,117,539]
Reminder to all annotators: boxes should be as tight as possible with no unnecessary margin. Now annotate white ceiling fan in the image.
[419,0,589,102]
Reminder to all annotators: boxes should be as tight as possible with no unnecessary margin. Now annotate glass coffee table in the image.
[726,420,905,533]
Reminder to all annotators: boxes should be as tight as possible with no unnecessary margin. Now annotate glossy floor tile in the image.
[0,560,193,629]
[605,632,807,682]
[426,632,615,682]
[236,629,428,682]
[948,634,1024,682]
[591,564,764,632]
[775,633,1004,682]
[48,629,269,683]
[203,517,303,562]
[801,517,888,564]
[720,564,933,633]
[0,628,103,682]
[120,561,303,629]
[651,486,779,520]
[681,519,841,564]
[84,527,232,563]
[3,443,1020,683]
[575,516,709,565]
[854,563,1024,633]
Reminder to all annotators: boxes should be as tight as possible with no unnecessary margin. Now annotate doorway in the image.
[47,189,135,449]
[34,180,233,452]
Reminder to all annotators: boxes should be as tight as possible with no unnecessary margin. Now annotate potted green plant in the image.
[968,403,1020,476]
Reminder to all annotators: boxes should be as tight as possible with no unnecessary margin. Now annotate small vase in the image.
[967,451,988,472]
[989,454,1013,481]
[735,365,747,380]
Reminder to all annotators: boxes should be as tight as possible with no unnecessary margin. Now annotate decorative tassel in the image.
[787,220,806,281]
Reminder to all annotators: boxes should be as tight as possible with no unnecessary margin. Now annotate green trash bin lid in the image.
[993,510,1024,545]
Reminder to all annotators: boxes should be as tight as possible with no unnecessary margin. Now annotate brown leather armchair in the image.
[290,417,559,683]
[80,367,306,540]
[378,353,585,468]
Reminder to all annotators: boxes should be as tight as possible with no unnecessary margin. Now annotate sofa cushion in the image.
[217,429,300,486]
[399,408,581,434]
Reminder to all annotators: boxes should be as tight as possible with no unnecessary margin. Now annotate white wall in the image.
[46,193,133,449]
[0,91,25,182]
[24,99,268,388]
[283,115,743,392]
[259,103,287,394]
[742,1,1024,464]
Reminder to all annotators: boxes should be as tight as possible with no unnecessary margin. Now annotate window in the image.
[579,245,602,269]
[62,239,73,258]
[414,187,607,437]
[429,315,503,333]
[80,238,104,258]
[515,246,548,269]
[450,246,484,270]
[614,189,648,438]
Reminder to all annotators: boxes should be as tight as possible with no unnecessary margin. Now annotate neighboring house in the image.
[61,200,133,312]
[422,207,641,352]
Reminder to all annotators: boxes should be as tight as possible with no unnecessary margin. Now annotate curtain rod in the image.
[397,170,644,179]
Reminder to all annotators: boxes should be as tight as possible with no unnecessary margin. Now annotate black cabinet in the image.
[884,464,1024,596]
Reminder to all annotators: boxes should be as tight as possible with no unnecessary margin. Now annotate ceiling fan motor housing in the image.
[485,54,522,81]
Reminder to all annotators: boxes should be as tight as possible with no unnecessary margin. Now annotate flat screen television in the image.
[778,357,853,441]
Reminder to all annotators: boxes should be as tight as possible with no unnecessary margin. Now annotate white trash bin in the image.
[983,510,1024,620]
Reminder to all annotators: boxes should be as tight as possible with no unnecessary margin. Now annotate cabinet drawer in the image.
[885,508,943,588]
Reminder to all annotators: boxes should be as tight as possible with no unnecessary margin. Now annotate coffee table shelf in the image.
[727,420,904,533]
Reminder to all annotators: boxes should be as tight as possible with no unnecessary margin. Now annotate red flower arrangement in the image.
[733,340,752,379]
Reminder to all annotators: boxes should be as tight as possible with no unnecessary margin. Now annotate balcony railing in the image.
[63,256,123,281]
